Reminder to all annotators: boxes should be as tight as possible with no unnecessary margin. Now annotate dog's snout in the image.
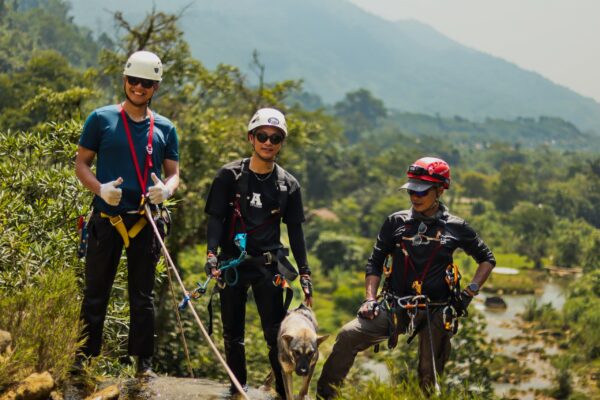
[296,366,309,376]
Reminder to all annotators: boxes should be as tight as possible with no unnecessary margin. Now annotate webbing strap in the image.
[401,234,442,293]
[100,212,147,248]
[228,159,286,240]
[119,104,155,195]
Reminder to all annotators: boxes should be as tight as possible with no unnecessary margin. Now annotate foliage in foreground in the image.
[0,121,87,390]
[339,364,487,400]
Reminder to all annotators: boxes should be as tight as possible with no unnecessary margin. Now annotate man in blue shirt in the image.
[74,51,179,377]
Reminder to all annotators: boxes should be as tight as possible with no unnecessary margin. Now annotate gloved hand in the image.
[300,274,313,307]
[148,173,171,205]
[456,289,473,317]
[100,177,123,206]
[204,251,219,278]
[357,299,380,320]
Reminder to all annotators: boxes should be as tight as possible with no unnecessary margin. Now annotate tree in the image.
[334,88,387,142]
[492,164,530,212]
[460,171,493,199]
[508,202,555,268]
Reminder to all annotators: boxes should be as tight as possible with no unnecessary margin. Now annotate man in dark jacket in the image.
[317,157,495,398]
[204,108,312,397]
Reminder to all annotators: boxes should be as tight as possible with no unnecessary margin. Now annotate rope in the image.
[164,264,195,378]
[424,300,441,395]
[144,203,250,400]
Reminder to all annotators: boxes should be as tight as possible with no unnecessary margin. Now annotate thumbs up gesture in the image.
[148,173,171,204]
[100,177,123,206]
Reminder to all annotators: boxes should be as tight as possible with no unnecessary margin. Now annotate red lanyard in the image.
[119,105,155,195]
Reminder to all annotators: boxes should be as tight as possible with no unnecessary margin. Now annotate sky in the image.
[350,0,600,103]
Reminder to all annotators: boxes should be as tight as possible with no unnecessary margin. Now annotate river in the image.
[479,279,567,399]
[360,277,569,399]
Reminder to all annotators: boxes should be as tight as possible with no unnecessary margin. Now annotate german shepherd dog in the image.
[277,303,328,400]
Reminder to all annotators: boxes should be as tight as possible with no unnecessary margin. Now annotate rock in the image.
[485,296,507,309]
[119,376,277,400]
[0,330,12,354]
[0,371,54,400]
[83,385,120,400]
[50,391,64,400]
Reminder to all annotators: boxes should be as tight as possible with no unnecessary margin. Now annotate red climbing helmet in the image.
[401,157,451,191]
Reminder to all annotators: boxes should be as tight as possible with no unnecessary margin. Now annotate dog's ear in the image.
[317,334,329,346]
[282,334,294,346]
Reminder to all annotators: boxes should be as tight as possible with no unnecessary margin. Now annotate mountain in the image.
[67,0,600,133]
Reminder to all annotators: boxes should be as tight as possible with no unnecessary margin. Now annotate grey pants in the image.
[316,308,451,399]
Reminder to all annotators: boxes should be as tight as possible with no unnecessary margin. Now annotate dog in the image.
[276,303,328,400]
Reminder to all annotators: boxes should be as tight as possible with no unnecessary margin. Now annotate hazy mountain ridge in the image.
[67,0,600,133]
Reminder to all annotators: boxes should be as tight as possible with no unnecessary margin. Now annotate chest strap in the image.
[100,212,147,248]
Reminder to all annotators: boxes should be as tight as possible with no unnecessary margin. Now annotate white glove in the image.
[100,177,123,206]
[148,173,171,204]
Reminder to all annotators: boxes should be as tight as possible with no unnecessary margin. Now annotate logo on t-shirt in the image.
[250,192,263,208]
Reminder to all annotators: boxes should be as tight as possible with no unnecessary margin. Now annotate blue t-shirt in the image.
[79,104,179,214]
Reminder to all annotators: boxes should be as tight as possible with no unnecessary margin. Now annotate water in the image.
[479,280,566,399]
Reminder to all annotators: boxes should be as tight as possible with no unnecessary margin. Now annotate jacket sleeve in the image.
[460,221,496,266]
[204,168,234,218]
[365,216,396,277]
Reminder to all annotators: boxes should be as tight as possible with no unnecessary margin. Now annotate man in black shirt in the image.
[317,157,495,398]
[204,108,312,397]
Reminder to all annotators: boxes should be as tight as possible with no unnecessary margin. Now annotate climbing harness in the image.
[382,293,442,394]
[443,264,461,332]
[95,105,157,248]
[143,202,250,400]
[99,208,147,248]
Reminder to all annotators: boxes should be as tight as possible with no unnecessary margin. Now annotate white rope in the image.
[144,203,250,400]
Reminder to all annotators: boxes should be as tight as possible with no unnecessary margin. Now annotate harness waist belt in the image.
[100,212,147,248]
[225,248,298,281]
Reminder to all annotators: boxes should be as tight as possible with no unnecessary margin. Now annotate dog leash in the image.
[144,202,251,400]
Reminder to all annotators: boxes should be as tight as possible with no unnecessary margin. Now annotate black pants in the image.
[220,263,286,395]
[79,213,162,357]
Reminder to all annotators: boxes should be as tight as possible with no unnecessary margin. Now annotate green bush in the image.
[0,269,82,390]
[313,231,371,274]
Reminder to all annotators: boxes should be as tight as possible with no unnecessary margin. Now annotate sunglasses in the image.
[126,76,157,89]
[412,222,430,246]
[408,188,431,197]
[254,131,284,145]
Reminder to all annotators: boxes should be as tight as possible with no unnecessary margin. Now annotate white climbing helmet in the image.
[123,51,163,82]
[247,108,288,136]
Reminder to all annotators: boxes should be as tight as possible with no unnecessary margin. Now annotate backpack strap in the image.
[274,163,289,217]
[236,158,251,219]
[228,158,250,240]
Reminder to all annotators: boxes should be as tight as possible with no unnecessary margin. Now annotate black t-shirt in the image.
[205,159,305,256]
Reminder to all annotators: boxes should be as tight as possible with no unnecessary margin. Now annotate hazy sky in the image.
[350,0,600,103]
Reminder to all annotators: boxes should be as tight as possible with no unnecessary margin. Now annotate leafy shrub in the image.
[0,269,82,390]
[313,231,371,274]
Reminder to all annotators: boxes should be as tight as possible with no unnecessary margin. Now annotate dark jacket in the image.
[365,204,495,301]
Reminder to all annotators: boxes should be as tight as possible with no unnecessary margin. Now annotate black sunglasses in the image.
[254,131,284,145]
[126,76,157,89]
[408,188,432,197]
